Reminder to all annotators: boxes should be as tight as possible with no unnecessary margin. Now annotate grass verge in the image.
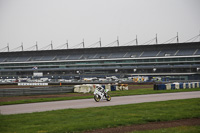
[132,125,200,133]
[0,95,93,106]
[0,87,200,106]
[0,98,200,133]
[109,87,200,96]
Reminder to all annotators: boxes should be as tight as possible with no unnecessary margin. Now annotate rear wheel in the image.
[94,95,100,102]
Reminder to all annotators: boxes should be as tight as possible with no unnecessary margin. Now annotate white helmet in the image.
[95,85,101,89]
[96,85,101,88]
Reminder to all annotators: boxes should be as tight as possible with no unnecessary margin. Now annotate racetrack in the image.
[0,91,200,115]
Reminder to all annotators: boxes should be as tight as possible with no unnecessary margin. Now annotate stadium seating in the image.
[67,54,82,60]
[176,49,196,56]
[93,53,111,59]
[109,52,126,58]
[157,49,177,57]
[140,51,160,57]
[54,55,69,60]
[16,57,30,62]
[40,56,55,61]
[80,54,96,59]
[123,51,143,58]
[194,49,200,55]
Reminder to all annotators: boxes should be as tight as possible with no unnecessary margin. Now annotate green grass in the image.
[132,126,200,133]
[109,87,200,96]
[0,95,93,106]
[0,98,200,133]
[0,87,200,105]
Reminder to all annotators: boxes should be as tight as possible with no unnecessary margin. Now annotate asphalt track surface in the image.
[0,91,200,115]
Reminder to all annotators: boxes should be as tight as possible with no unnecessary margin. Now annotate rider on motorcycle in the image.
[94,84,111,102]
[96,85,104,92]
[96,85,106,95]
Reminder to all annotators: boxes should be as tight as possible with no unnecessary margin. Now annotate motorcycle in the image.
[94,85,111,102]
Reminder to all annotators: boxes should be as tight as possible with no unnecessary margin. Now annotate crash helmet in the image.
[96,85,101,90]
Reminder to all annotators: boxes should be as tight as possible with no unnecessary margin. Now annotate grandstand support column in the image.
[83,39,85,48]
[36,42,38,51]
[7,43,9,52]
[66,40,69,49]
[136,35,138,45]
[99,38,102,47]
[117,36,119,46]
[156,34,158,44]
[177,32,179,43]
[21,43,23,51]
[199,30,200,42]
[51,41,53,50]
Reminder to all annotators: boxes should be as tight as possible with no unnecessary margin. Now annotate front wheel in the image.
[94,95,100,102]
[106,94,111,101]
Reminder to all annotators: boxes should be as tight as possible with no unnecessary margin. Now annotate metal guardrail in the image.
[0,86,74,97]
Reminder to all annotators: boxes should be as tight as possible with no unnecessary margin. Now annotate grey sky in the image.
[0,0,200,51]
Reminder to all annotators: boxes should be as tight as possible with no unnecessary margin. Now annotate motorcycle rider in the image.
[94,84,111,102]
[96,85,105,94]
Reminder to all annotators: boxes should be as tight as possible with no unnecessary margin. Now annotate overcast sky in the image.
[0,0,200,51]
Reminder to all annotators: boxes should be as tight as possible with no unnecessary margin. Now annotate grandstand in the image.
[0,41,200,81]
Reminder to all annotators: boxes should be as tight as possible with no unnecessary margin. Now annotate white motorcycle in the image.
[94,86,111,102]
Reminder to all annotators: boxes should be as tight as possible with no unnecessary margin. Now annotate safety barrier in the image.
[0,86,74,97]
[74,84,95,93]
[74,84,128,93]
[154,82,200,90]
[18,83,48,86]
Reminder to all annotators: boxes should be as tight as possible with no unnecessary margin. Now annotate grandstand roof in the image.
[0,42,199,63]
